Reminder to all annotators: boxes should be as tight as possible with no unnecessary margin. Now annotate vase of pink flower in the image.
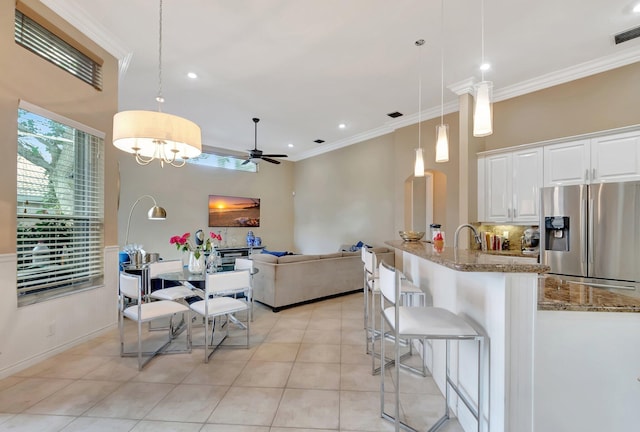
[170,231,223,273]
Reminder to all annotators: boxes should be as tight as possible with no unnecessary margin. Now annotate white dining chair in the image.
[234,257,254,321]
[147,260,194,301]
[119,272,191,370]
[189,270,250,363]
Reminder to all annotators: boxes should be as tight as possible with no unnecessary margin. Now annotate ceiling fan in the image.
[242,118,288,165]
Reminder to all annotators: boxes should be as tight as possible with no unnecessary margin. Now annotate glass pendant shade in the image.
[473,81,493,137]
[414,148,425,177]
[435,124,449,163]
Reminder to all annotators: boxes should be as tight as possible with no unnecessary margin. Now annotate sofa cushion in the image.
[319,252,343,259]
[251,253,278,263]
[277,254,320,264]
[372,247,390,254]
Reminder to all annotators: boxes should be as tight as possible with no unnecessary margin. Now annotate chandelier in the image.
[112,0,201,167]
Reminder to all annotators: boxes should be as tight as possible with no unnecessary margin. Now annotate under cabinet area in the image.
[543,131,640,186]
[478,148,542,224]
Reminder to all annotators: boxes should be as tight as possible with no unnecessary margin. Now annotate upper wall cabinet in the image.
[544,131,640,186]
[543,139,590,186]
[478,148,543,224]
[591,131,640,183]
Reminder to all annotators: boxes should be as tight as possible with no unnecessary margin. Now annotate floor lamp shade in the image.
[473,81,493,137]
[125,195,167,246]
[435,124,449,163]
[414,148,425,177]
[113,110,202,160]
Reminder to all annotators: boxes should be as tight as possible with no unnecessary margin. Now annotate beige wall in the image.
[485,62,640,151]
[291,62,640,252]
[292,134,396,253]
[393,112,460,237]
[118,155,295,259]
[0,0,119,251]
[0,0,119,377]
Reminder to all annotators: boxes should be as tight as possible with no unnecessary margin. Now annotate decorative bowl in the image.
[399,231,425,242]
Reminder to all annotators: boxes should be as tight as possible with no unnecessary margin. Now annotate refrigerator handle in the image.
[584,169,589,182]
[580,197,587,265]
[589,198,594,265]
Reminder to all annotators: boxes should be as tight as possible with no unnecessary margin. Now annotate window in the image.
[17,101,105,305]
[14,9,103,90]
[188,151,257,172]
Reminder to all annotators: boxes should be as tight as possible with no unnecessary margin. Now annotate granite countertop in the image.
[538,276,640,313]
[386,240,549,274]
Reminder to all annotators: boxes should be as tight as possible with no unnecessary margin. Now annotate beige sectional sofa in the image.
[250,248,394,311]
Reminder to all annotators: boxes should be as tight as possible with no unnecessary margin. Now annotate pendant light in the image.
[112,0,202,167]
[435,0,449,163]
[414,39,425,177]
[473,0,493,137]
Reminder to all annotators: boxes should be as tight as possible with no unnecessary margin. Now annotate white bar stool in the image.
[378,260,487,432]
[363,246,427,376]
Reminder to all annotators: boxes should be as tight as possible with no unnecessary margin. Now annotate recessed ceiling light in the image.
[338,123,346,129]
[288,143,294,148]
[187,72,198,79]
[480,62,491,71]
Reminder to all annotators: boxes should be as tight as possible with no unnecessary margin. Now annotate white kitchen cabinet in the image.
[590,131,640,183]
[480,148,543,224]
[543,139,590,186]
[544,131,640,186]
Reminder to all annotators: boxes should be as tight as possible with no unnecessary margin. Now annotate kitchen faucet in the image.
[454,224,482,249]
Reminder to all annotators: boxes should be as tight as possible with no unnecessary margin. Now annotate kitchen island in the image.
[387,240,640,432]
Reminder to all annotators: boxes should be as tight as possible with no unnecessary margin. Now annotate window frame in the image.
[16,100,105,306]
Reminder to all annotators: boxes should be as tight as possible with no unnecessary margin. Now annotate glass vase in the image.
[188,251,205,274]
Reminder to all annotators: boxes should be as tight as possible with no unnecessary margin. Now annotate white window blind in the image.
[17,103,104,304]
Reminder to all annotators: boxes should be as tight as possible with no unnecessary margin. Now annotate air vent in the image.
[614,26,640,45]
[387,111,403,118]
[314,139,325,144]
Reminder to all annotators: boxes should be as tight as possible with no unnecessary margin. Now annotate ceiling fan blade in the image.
[261,154,288,158]
[241,158,251,165]
[261,157,281,164]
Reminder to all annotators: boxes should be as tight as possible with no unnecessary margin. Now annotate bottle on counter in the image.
[430,224,442,243]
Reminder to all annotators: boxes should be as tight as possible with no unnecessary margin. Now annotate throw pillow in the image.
[261,248,288,257]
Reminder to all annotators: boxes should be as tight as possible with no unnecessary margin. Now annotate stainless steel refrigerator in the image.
[540,181,640,290]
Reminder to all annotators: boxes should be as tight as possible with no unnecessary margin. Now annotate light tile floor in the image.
[0,292,464,432]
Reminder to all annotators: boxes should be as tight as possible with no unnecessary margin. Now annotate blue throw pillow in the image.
[262,248,288,257]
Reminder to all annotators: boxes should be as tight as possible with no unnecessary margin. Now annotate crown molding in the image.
[291,125,395,161]
[448,77,476,96]
[494,45,640,102]
[293,100,459,161]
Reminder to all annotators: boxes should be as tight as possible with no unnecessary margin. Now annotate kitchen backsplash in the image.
[471,224,538,251]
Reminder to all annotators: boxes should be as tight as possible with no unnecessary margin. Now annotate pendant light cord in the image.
[480,0,485,81]
[415,39,424,150]
[440,0,444,125]
[156,0,164,111]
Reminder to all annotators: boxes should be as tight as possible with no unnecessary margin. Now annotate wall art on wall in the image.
[208,195,260,227]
